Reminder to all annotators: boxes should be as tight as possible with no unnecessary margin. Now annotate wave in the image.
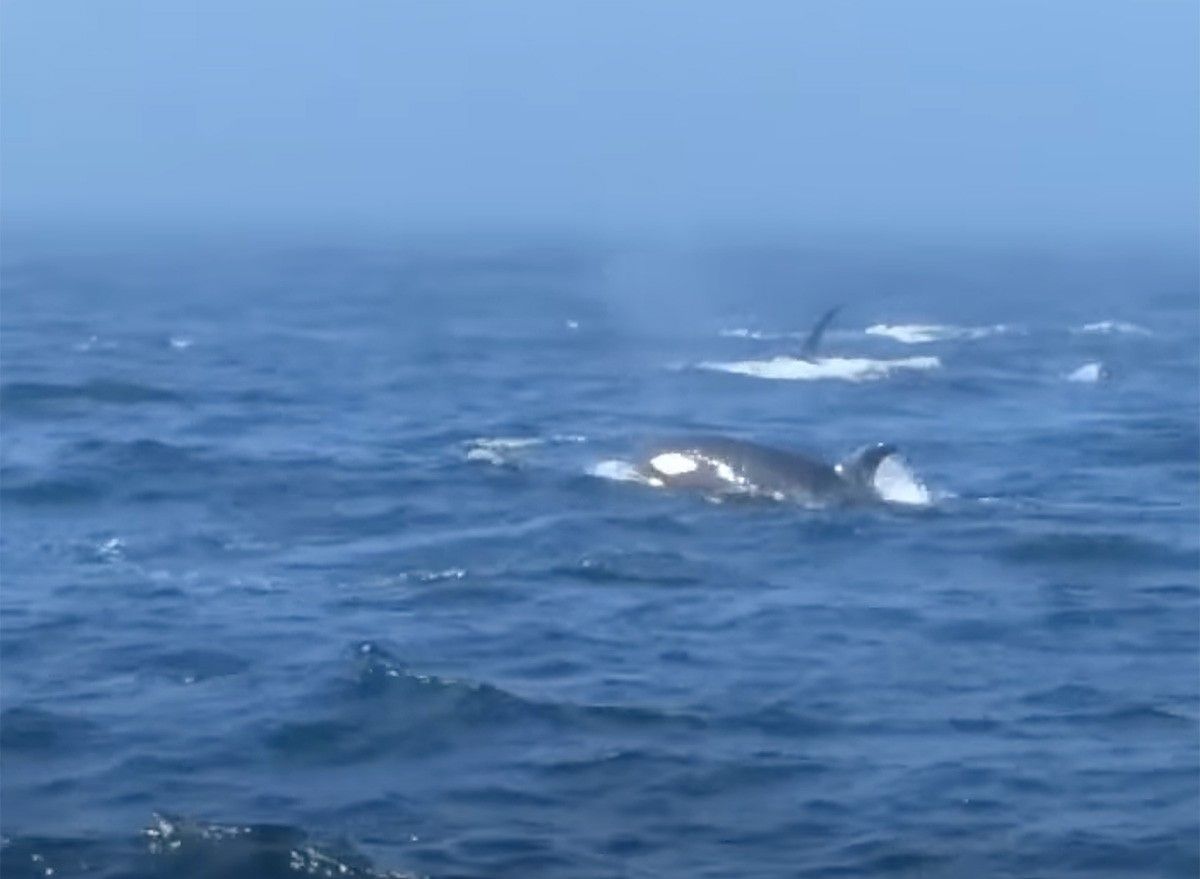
[68,437,206,469]
[864,323,1012,344]
[1020,704,1194,730]
[0,475,107,505]
[553,550,707,587]
[143,814,416,878]
[0,706,100,753]
[697,355,940,382]
[1,439,211,506]
[267,642,709,766]
[996,532,1198,570]
[1,379,183,407]
[1074,320,1153,336]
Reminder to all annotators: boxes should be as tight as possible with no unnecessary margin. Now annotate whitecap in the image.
[1074,320,1152,336]
[168,336,194,350]
[1066,362,1106,383]
[698,355,940,382]
[872,455,933,506]
[864,323,1011,344]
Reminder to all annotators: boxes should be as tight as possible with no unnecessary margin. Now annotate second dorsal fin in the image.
[799,305,842,360]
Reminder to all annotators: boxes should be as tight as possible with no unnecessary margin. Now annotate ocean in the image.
[2,236,1197,878]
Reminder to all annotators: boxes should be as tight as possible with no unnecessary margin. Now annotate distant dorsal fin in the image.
[799,305,842,360]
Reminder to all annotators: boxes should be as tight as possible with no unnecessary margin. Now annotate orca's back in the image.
[660,437,845,498]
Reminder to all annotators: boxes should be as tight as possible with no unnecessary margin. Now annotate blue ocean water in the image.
[1,238,1197,878]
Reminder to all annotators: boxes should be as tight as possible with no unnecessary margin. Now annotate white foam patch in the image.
[464,434,586,466]
[407,568,467,583]
[465,447,508,465]
[1066,362,1106,383]
[1074,320,1152,336]
[470,437,544,451]
[649,452,698,475]
[718,328,802,340]
[699,355,940,382]
[865,323,1011,344]
[872,455,933,506]
[169,336,194,350]
[72,335,119,352]
[96,537,126,562]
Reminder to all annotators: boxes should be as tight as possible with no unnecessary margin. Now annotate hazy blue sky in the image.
[3,1,1197,242]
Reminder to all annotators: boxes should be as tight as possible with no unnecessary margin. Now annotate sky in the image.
[2,1,1197,243]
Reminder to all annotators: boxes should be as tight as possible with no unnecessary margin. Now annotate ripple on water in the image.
[995,531,1198,570]
[1,379,184,411]
[0,475,108,505]
[0,706,100,753]
[142,813,418,879]
[265,642,711,766]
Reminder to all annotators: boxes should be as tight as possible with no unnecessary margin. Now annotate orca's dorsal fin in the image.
[835,442,897,488]
[799,305,842,360]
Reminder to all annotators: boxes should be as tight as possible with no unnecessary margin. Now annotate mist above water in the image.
[2,1,1196,245]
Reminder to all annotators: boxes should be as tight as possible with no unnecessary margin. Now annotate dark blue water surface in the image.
[2,238,1197,878]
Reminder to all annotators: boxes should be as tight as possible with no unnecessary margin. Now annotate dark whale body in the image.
[639,437,897,505]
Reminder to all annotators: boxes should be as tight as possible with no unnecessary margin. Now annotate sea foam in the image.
[698,355,940,382]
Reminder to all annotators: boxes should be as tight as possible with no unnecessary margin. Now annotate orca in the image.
[639,437,898,505]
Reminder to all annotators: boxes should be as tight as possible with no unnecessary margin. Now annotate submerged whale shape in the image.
[640,437,898,505]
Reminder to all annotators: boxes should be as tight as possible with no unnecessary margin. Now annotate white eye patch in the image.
[649,452,698,476]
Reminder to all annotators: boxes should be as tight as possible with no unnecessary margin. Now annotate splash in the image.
[865,323,1011,344]
[872,455,933,506]
[698,355,940,382]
